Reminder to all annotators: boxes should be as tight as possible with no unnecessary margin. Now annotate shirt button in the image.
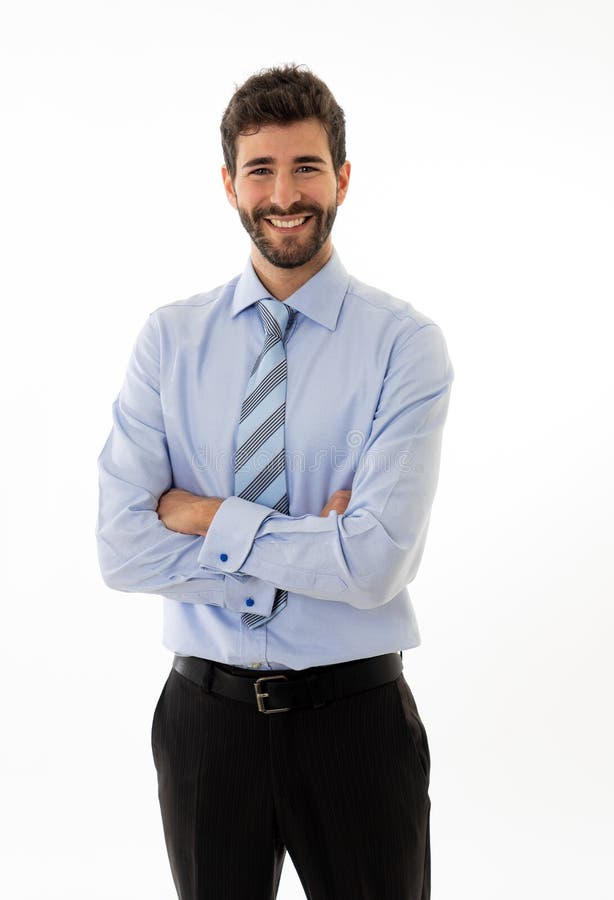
[245,597,255,607]
[220,553,228,562]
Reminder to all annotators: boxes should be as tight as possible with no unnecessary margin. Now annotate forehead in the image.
[235,117,332,165]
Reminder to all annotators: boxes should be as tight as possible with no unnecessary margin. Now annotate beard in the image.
[237,199,338,269]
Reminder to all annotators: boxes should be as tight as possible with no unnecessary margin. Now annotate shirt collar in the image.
[230,246,350,332]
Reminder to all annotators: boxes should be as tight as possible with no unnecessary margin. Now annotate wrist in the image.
[197,497,225,535]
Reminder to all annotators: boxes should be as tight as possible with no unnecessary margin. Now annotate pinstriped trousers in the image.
[151,657,431,900]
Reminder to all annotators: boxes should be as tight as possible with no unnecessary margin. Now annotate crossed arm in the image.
[97,315,453,610]
[156,488,352,535]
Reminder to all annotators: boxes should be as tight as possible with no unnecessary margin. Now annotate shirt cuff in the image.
[198,495,276,573]
[223,572,277,615]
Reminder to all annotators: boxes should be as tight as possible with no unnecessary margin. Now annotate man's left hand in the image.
[157,488,224,536]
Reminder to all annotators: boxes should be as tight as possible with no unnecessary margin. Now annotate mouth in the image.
[262,215,314,233]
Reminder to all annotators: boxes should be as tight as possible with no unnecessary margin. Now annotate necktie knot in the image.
[257,298,296,341]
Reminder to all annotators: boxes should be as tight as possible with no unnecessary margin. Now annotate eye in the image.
[297,166,318,173]
[249,168,272,176]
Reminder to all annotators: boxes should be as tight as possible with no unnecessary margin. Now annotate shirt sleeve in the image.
[95,312,277,615]
[197,322,454,610]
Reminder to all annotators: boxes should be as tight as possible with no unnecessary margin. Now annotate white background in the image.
[1,1,612,897]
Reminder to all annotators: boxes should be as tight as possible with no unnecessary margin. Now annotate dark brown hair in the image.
[220,64,346,181]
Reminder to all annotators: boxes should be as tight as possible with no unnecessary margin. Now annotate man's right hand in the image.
[320,489,352,517]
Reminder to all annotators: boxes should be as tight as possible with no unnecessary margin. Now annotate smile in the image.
[264,216,313,232]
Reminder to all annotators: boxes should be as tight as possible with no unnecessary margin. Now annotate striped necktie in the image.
[236,298,297,629]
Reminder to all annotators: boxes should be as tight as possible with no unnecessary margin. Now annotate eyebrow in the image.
[241,155,328,169]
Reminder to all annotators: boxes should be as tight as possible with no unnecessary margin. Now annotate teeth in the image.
[268,217,307,228]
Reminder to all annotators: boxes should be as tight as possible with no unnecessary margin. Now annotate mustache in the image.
[253,203,322,221]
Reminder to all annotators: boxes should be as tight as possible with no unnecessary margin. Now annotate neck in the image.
[250,240,333,301]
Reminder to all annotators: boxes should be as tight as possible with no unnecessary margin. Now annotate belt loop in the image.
[201,661,213,694]
[306,673,326,709]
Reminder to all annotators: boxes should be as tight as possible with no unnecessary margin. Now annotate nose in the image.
[270,172,301,211]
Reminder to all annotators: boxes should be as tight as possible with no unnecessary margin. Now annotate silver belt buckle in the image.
[254,674,290,713]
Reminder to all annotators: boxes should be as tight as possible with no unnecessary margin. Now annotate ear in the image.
[336,161,351,206]
[221,165,238,210]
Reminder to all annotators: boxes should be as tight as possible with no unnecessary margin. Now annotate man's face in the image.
[222,118,350,269]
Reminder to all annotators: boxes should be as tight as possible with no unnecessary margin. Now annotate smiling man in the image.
[228,116,346,279]
[96,64,454,900]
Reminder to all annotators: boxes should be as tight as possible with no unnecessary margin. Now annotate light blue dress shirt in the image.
[96,248,454,671]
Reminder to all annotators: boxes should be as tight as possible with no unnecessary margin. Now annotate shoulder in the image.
[345,274,443,339]
[345,273,454,381]
[143,275,241,349]
[150,275,240,321]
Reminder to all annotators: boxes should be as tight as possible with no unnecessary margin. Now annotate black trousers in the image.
[151,655,431,899]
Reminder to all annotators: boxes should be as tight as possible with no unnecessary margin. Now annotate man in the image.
[96,64,454,900]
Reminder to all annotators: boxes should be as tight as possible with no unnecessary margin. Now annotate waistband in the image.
[172,652,404,714]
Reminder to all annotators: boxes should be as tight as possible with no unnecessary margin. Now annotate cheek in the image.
[319,182,340,209]
[240,187,269,214]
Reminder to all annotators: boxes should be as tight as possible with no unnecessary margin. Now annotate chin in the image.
[267,258,310,270]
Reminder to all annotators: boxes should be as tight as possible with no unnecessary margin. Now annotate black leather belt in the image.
[172,652,404,714]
